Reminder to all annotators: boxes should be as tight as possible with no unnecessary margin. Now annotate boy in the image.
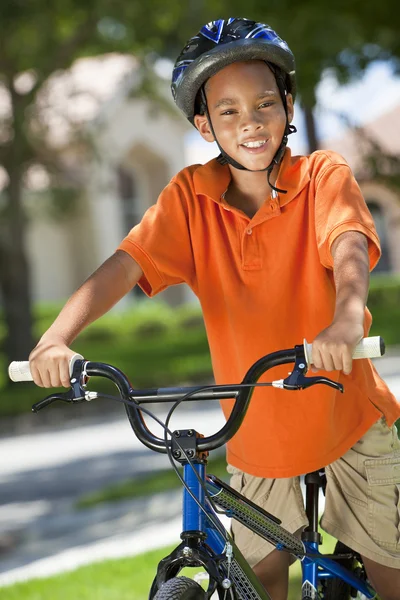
[29,18,400,599]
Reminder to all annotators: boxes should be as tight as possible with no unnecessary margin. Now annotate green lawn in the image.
[0,547,167,600]
[0,540,327,600]
[1,531,382,600]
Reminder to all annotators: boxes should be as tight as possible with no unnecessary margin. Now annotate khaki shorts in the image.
[227,418,400,568]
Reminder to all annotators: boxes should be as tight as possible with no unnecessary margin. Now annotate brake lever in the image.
[32,359,89,413]
[275,345,344,393]
[32,392,83,412]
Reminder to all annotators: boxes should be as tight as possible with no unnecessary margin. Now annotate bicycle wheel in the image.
[153,576,207,600]
[323,541,364,600]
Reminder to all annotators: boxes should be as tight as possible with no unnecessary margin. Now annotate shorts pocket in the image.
[365,456,400,550]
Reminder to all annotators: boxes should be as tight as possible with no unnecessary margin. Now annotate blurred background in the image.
[0,2,399,598]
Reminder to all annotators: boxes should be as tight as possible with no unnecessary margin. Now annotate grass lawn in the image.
[2,531,383,600]
[0,537,338,600]
[0,547,168,600]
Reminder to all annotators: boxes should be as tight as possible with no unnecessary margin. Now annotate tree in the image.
[0,1,205,363]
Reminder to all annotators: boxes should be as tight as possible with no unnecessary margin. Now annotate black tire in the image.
[153,576,206,600]
[322,541,362,600]
[324,578,352,600]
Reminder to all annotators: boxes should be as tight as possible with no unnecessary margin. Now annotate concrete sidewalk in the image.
[0,490,185,587]
[0,406,227,588]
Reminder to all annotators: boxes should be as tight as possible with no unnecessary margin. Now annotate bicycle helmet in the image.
[171,18,297,192]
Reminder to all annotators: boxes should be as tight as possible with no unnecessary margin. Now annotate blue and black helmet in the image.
[172,18,296,123]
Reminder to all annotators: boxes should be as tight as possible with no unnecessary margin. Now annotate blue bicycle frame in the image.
[182,462,376,599]
[301,542,374,599]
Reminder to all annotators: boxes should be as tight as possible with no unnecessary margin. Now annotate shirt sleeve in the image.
[315,161,381,270]
[117,182,195,296]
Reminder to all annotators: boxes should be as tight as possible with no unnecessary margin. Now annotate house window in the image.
[117,166,141,234]
[367,201,391,273]
[117,166,145,297]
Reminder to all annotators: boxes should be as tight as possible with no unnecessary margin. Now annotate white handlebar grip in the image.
[351,337,385,359]
[8,361,32,382]
[8,353,84,383]
[303,336,385,366]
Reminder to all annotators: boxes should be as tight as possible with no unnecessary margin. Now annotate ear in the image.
[193,114,215,143]
[286,93,294,124]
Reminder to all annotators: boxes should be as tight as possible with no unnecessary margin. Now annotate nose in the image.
[240,107,263,132]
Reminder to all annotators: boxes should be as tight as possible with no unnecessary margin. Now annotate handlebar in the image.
[8,336,385,455]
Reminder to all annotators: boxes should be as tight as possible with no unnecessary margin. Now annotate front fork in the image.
[149,461,223,599]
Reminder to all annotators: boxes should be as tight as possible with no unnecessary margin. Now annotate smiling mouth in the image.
[240,139,268,153]
[241,139,267,148]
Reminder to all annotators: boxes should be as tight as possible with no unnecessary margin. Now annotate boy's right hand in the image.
[29,335,77,388]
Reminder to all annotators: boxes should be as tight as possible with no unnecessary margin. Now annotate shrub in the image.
[368,275,400,346]
[175,304,205,331]
[79,326,116,343]
[1,280,399,419]
[134,320,170,339]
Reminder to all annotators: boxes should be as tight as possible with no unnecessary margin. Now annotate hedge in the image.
[1,274,399,419]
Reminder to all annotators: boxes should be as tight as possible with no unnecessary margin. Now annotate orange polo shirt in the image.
[118,148,400,478]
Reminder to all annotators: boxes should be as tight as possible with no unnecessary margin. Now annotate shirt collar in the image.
[193,158,231,203]
[193,147,311,206]
[275,148,311,207]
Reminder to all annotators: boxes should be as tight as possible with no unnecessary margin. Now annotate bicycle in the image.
[9,336,384,599]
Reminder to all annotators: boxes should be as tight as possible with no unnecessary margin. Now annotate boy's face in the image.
[194,61,294,171]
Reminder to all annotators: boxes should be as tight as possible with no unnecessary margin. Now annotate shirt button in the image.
[246,228,252,235]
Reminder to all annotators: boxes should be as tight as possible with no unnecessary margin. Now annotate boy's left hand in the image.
[311,320,364,375]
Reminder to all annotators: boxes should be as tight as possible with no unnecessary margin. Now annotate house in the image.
[26,54,192,306]
[321,103,400,274]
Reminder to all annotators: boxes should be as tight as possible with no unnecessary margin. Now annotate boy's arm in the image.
[311,231,369,375]
[29,251,143,388]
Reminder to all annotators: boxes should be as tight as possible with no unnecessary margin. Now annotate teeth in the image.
[242,140,266,148]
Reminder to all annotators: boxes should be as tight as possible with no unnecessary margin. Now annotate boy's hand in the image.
[311,320,364,375]
[29,334,77,388]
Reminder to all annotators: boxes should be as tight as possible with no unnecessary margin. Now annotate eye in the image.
[220,110,237,116]
[259,101,273,109]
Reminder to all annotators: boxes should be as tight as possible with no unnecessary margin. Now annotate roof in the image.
[322,103,400,176]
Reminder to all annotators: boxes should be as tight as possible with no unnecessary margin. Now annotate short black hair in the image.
[194,82,208,117]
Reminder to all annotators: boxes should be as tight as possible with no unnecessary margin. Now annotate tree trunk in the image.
[0,169,34,364]
[303,103,320,153]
